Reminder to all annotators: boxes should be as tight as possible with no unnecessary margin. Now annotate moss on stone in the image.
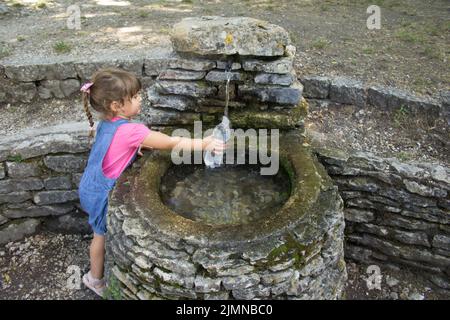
[228,99,307,129]
[266,232,320,269]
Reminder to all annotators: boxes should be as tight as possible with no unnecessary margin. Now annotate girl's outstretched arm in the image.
[140,131,225,152]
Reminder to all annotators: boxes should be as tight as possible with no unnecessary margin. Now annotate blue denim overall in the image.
[78,118,137,235]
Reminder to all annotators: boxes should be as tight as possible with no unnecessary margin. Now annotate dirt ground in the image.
[305,101,450,165]
[0,230,448,300]
[1,0,449,96]
[0,0,449,301]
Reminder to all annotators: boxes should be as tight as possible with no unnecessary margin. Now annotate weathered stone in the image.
[140,107,200,126]
[37,80,65,99]
[301,76,331,99]
[147,87,196,111]
[112,266,139,295]
[44,155,87,173]
[389,160,428,179]
[432,235,450,251]
[352,234,449,267]
[345,244,373,263]
[5,161,42,178]
[167,58,216,71]
[115,58,145,76]
[0,191,32,204]
[0,124,90,162]
[3,204,74,219]
[154,267,194,288]
[344,208,375,223]
[133,255,153,270]
[159,283,197,299]
[217,83,236,100]
[369,86,441,115]
[72,173,83,187]
[216,61,241,70]
[228,107,304,129]
[204,292,230,300]
[0,218,40,245]
[381,215,432,231]
[215,263,255,277]
[261,269,295,285]
[335,176,379,192]
[194,276,222,293]
[4,64,44,82]
[143,58,172,76]
[231,287,258,300]
[0,78,37,103]
[155,80,217,97]
[33,190,79,205]
[151,255,196,276]
[254,73,295,86]
[0,163,4,179]
[0,215,8,226]
[171,16,291,56]
[0,178,44,193]
[205,70,245,83]
[158,69,206,80]
[44,176,72,190]
[430,165,450,184]
[400,207,449,225]
[403,179,447,198]
[243,57,293,74]
[356,223,430,247]
[329,77,366,107]
[238,82,303,105]
[429,275,450,290]
[222,274,260,290]
[435,196,450,211]
[0,3,9,14]
[60,79,81,97]
[47,212,91,234]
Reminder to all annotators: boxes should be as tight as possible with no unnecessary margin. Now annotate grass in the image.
[393,105,410,127]
[395,28,426,44]
[311,37,330,50]
[7,155,23,163]
[53,41,72,54]
[138,10,149,18]
[102,275,122,300]
[10,0,24,8]
[0,42,12,59]
[362,47,375,55]
[396,151,415,162]
[34,0,48,9]
[422,46,446,62]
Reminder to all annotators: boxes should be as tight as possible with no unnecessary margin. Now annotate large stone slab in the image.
[238,82,303,105]
[171,16,291,56]
[0,219,41,245]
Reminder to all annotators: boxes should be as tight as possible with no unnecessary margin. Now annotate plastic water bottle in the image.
[204,116,231,168]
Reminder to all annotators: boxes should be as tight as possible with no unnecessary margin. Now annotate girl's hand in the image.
[203,135,227,152]
[137,145,143,156]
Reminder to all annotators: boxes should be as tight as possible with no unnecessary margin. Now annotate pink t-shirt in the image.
[102,117,151,179]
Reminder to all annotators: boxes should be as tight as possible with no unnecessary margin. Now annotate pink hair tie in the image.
[80,82,93,94]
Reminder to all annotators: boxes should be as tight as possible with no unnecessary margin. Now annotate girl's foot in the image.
[82,270,107,298]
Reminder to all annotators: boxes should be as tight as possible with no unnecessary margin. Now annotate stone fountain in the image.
[106,16,347,300]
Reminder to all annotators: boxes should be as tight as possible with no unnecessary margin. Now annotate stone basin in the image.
[107,131,347,300]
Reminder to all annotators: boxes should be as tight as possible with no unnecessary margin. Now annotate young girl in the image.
[78,67,225,297]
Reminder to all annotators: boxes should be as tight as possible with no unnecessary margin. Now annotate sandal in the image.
[82,271,107,298]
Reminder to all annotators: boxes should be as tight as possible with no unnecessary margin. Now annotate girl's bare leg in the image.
[90,233,105,280]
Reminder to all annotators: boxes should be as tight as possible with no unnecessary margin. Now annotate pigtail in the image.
[82,92,95,139]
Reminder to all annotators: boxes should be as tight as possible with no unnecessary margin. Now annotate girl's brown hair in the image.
[81,67,142,137]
